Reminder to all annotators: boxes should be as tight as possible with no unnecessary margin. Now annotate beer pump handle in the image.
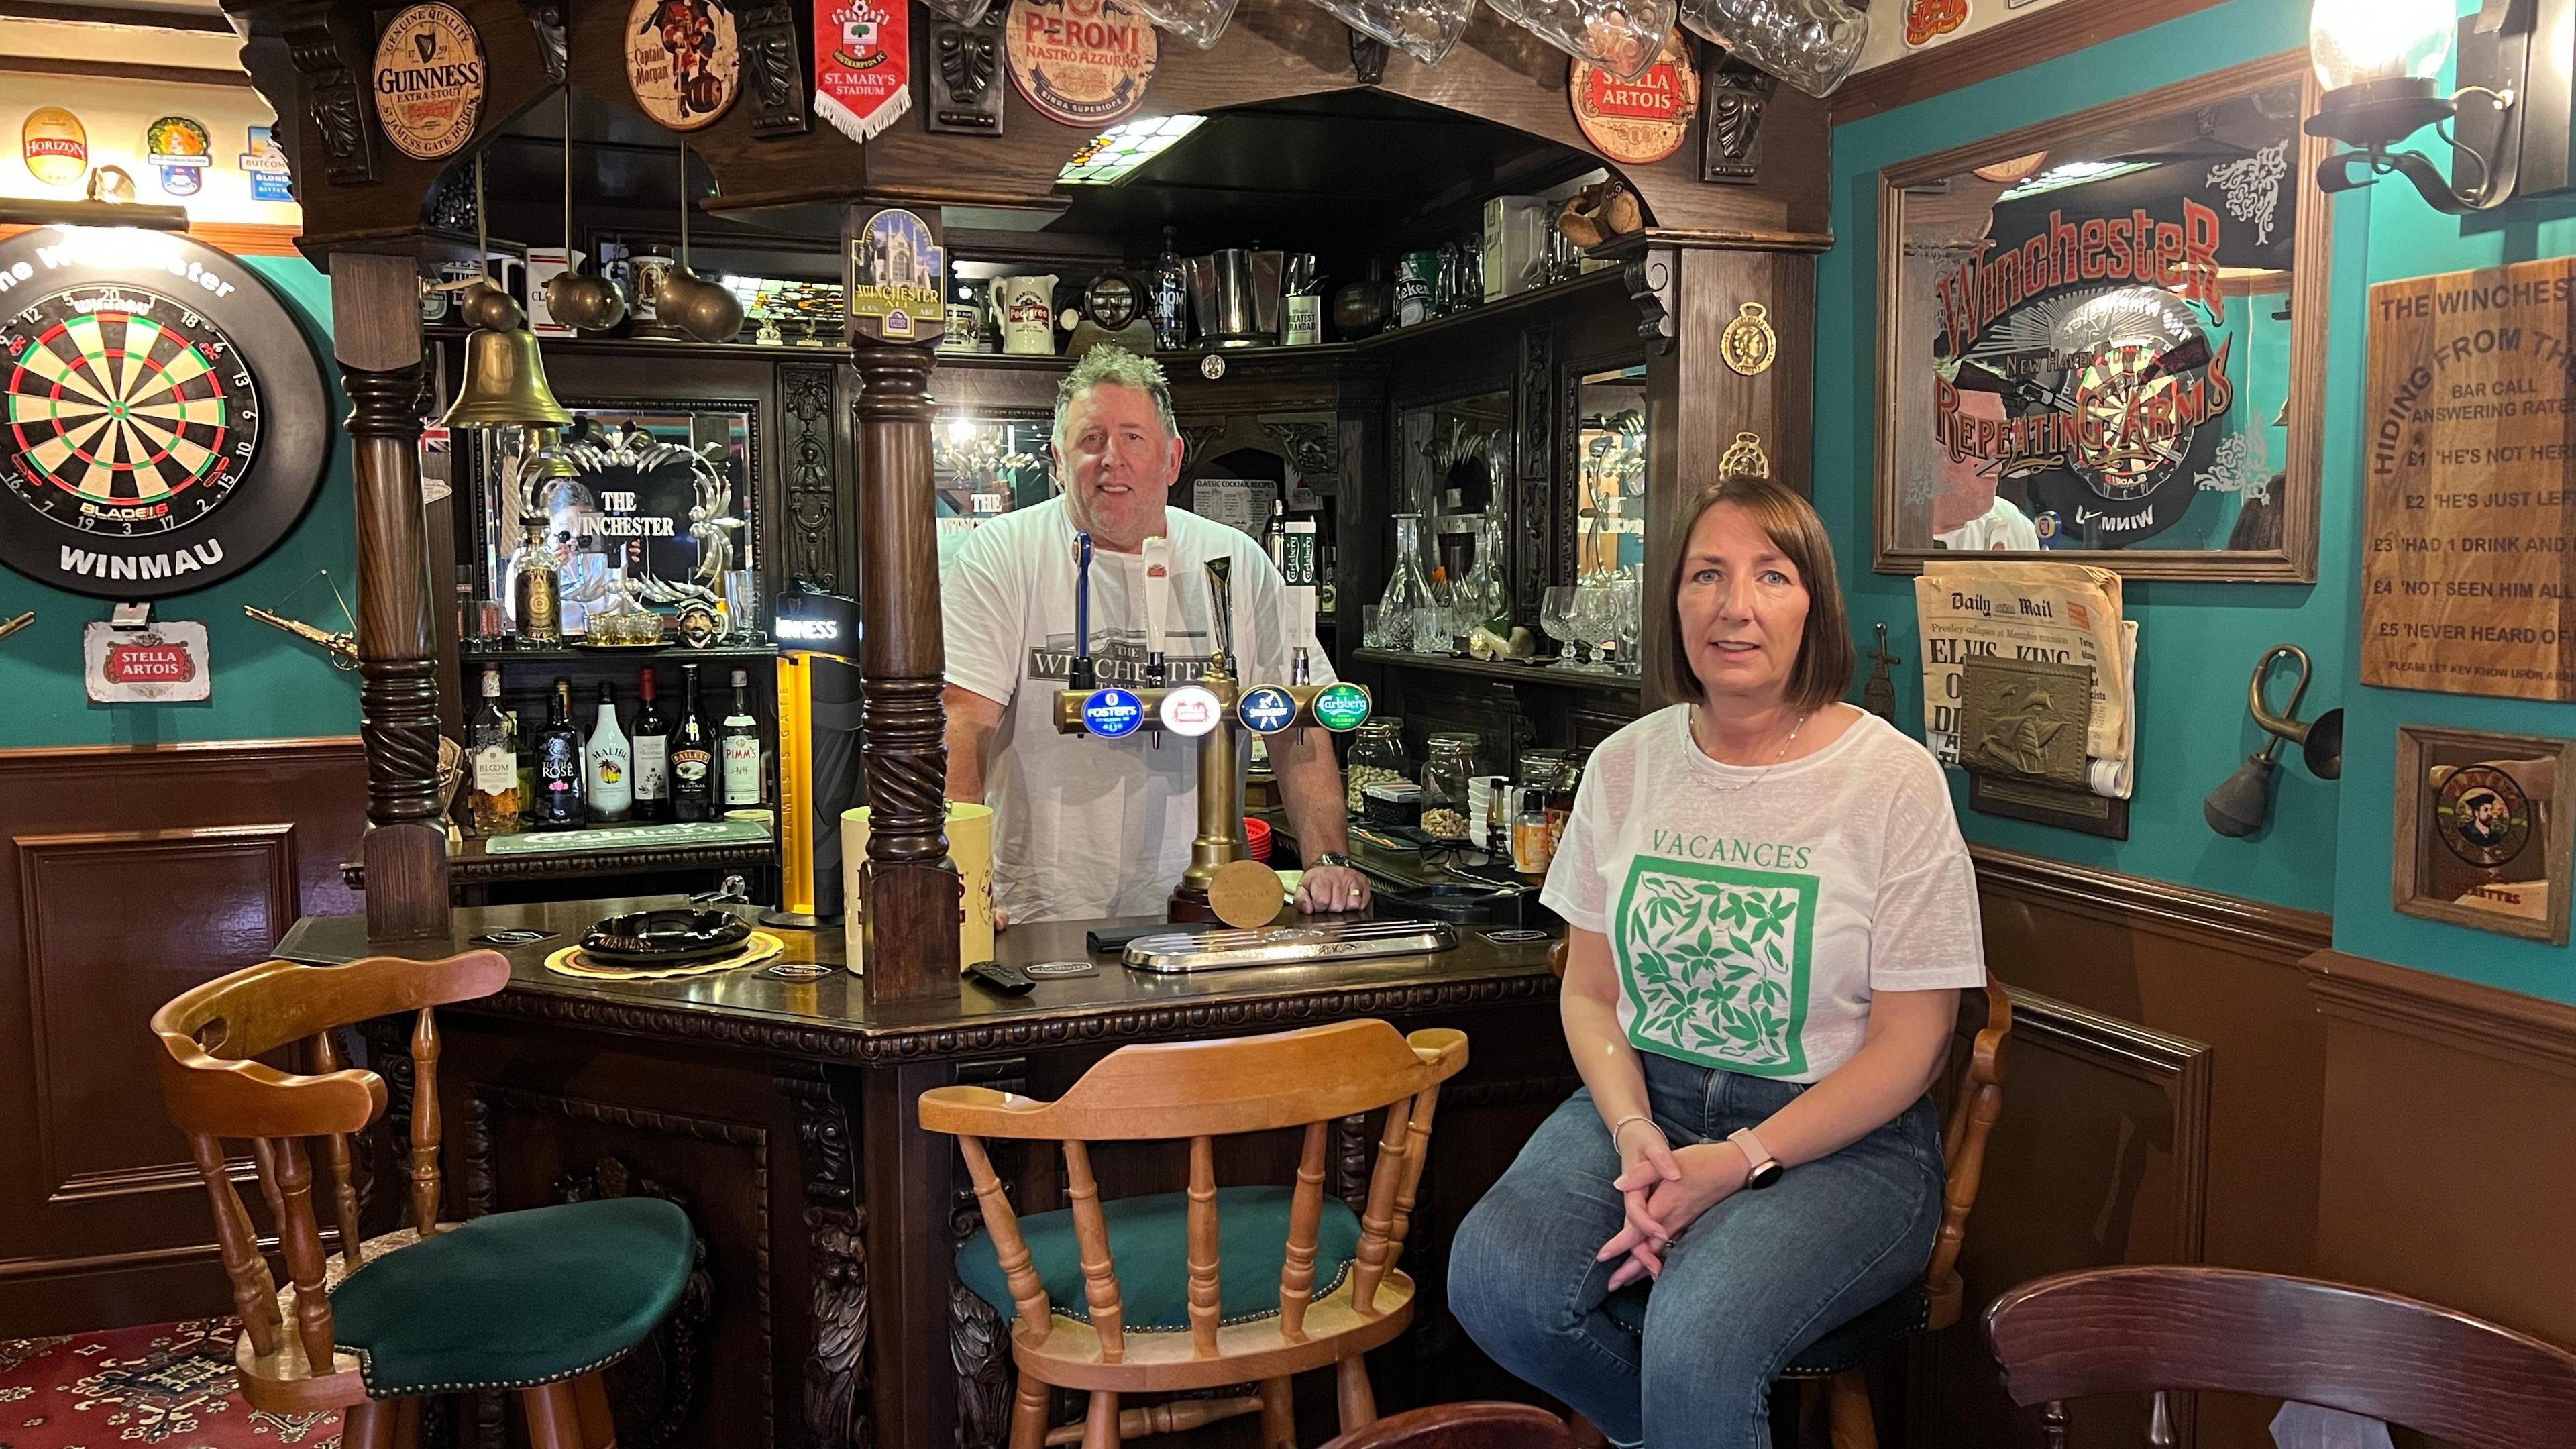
[1142,535,1171,684]
[1071,533,1096,692]
[1203,557,1235,674]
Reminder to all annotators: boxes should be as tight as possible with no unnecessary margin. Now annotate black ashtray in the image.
[581,909,753,965]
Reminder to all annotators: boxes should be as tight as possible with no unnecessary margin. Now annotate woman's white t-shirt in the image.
[1540,705,1987,1084]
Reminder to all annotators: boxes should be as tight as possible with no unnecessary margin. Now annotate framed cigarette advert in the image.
[2392,724,2576,944]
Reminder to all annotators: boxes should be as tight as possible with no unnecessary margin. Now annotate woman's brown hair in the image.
[1650,475,1854,712]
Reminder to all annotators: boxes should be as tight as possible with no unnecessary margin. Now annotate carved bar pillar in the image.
[844,205,961,1004]
[331,250,449,941]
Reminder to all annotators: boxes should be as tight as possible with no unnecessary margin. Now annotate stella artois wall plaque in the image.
[372,3,486,161]
[629,0,743,131]
[1004,0,1157,130]
[1571,31,1697,167]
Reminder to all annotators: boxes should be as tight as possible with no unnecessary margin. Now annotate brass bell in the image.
[518,424,580,480]
[442,323,572,429]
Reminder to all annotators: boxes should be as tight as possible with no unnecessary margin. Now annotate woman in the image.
[1449,476,1985,1448]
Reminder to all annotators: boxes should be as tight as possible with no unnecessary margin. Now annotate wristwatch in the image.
[1728,1128,1784,1191]
[1309,850,1356,870]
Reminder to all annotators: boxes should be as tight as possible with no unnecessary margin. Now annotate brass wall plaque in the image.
[1958,654,2090,788]
[1719,430,1768,480]
[1719,301,1776,376]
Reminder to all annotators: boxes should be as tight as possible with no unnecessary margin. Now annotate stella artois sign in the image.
[1571,32,1697,167]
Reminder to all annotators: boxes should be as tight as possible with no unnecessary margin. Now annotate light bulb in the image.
[2310,0,2455,91]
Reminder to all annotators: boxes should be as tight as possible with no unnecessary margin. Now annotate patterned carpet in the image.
[0,1318,339,1448]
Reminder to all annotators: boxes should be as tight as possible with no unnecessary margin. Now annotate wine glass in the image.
[1541,586,1577,665]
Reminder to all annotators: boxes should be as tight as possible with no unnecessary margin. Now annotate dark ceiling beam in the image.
[0,1,236,31]
[0,53,252,87]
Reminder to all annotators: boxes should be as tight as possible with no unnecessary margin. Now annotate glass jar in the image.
[1518,749,1570,794]
[1345,716,1411,814]
[1376,513,1438,652]
[1420,731,1481,841]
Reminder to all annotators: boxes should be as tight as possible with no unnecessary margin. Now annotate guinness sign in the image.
[374,3,486,161]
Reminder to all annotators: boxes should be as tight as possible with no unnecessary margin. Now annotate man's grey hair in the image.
[1052,345,1179,453]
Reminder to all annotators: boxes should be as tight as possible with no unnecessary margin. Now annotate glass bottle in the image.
[467,665,520,835]
[1344,716,1411,814]
[1452,513,1511,643]
[531,678,586,828]
[1419,731,1481,841]
[588,681,632,823]
[1150,225,1190,351]
[631,667,670,822]
[672,663,715,821]
[509,515,562,647]
[719,668,763,809]
[509,709,534,809]
[1375,513,1438,653]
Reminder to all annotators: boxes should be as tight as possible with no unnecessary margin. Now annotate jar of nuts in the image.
[1419,731,1482,841]
[1344,716,1411,815]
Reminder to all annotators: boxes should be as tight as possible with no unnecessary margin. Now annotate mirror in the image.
[933,411,1056,570]
[1399,392,1513,594]
[1574,365,1647,582]
[1873,54,2328,581]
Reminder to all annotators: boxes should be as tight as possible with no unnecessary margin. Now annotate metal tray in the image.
[1121,919,1458,974]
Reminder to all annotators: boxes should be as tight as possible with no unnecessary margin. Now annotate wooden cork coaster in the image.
[1209,859,1286,930]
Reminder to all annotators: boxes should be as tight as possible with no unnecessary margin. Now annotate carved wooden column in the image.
[844,209,962,1004]
[330,250,449,941]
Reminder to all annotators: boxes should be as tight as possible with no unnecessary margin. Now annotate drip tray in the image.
[1122,920,1459,973]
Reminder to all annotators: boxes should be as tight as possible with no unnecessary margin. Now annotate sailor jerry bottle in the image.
[467,665,521,834]
[511,515,563,646]
[631,667,671,822]
[531,677,586,828]
[718,668,761,808]
[588,682,633,823]
[672,663,716,821]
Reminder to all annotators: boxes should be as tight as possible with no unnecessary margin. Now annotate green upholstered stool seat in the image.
[1599,1281,1931,1377]
[959,1185,1364,1332]
[329,1197,696,1398]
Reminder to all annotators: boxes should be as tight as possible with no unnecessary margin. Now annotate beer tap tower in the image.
[1053,535,1371,924]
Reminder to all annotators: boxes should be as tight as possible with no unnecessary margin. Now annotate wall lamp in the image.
[2306,0,2575,213]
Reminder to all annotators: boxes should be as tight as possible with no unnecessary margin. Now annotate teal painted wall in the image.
[0,254,360,749]
[1820,0,2576,1001]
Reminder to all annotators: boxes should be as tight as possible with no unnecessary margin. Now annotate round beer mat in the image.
[547,930,784,981]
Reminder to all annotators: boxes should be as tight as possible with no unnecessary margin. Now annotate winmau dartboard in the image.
[0,229,326,598]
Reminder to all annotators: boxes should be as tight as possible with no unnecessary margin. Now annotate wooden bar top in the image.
[275,900,1562,1066]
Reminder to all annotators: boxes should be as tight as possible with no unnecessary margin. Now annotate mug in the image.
[841,802,995,973]
[943,301,987,351]
[988,274,1059,356]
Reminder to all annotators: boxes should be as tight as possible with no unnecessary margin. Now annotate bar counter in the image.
[276,900,1572,1449]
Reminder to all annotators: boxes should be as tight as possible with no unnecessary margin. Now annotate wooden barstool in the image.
[919,1018,1470,1449]
[151,951,699,1449]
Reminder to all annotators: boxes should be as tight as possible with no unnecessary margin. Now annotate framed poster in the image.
[2394,726,2575,944]
[1874,52,2332,582]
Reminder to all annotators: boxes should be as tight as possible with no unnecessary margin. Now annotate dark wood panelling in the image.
[0,738,366,1335]
[2309,951,2576,1355]
[1951,847,2331,1449]
[1828,0,2232,126]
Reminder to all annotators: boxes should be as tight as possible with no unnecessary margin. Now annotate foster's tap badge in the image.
[1082,686,1144,738]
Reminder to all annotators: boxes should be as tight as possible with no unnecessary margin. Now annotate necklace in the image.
[1692,705,1810,792]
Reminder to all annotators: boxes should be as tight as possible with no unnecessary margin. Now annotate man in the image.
[941,346,1372,926]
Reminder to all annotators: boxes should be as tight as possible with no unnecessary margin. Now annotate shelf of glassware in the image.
[1348,647,1644,696]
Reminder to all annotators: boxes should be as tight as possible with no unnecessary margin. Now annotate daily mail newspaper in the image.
[1915,561,2134,795]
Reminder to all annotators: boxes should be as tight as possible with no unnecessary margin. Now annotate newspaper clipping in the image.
[1915,561,2135,796]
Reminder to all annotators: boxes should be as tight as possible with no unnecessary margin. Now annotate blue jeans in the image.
[1448,1052,1943,1448]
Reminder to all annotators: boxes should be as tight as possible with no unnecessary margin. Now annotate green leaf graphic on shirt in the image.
[1612,856,1815,1076]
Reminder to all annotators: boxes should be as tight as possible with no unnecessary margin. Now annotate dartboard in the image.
[0,230,326,599]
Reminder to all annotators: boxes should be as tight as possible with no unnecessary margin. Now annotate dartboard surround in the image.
[0,229,327,599]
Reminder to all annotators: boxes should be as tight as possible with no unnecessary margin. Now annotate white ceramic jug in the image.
[989,274,1059,356]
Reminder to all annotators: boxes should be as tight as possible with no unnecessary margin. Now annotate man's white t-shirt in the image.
[1935,495,2041,552]
[1540,706,1986,1083]
[942,496,1333,924]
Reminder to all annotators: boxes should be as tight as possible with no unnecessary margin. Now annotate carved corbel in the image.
[739,1,814,138]
[281,0,377,187]
[1622,246,1678,351]
[519,0,569,82]
[1701,59,1775,186]
[1349,30,1387,85]
[929,11,1006,136]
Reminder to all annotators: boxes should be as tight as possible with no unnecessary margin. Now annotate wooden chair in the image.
[151,951,700,1449]
[1986,1264,2576,1447]
[1547,943,2011,1448]
[919,1018,1470,1449]
[1313,1401,1580,1449]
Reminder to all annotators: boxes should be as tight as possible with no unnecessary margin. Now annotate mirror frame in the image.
[1871,50,2331,582]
